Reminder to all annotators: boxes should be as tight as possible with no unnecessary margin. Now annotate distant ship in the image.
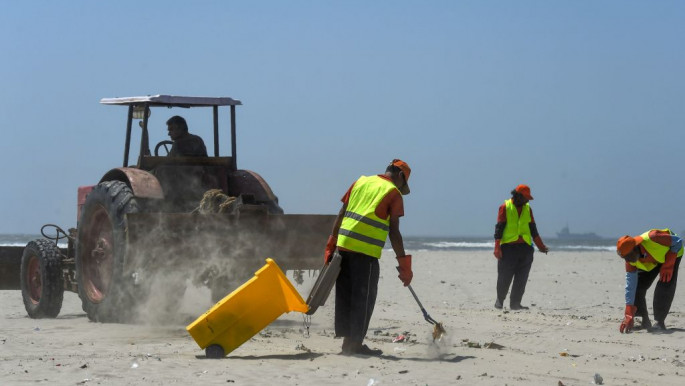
[556,225,601,240]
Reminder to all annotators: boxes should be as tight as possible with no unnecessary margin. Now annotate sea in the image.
[0,234,615,252]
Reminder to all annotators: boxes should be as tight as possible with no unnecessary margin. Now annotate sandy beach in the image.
[1,249,683,385]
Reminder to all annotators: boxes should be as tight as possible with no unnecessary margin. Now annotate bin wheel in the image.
[206,344,225,359]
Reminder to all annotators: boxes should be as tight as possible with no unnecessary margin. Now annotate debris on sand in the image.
[462,340,505,350]
[483,342,505,350]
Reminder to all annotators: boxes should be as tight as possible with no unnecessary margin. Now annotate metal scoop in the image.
[406,284,446,341]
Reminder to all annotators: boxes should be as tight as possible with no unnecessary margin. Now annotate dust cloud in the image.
[425,327,452,360]
[114,212,323,326]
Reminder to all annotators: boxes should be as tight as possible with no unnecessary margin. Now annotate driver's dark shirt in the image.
[169,132,207,157]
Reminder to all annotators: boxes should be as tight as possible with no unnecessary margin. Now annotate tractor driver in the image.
[166,115,208,157]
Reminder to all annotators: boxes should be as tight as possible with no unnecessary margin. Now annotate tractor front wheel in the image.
[20,239,64,318]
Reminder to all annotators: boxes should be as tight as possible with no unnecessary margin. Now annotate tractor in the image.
[3,95,335,322]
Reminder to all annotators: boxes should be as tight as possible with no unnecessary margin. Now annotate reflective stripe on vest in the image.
[337,175,397,258]
[501,199,532,245]
[631,228,684,272]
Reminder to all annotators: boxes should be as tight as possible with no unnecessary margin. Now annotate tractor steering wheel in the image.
[154,140,174,156]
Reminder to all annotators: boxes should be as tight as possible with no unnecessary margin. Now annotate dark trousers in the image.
[335,250,380,343]
[497,243,534,307]
[634,257,681,324]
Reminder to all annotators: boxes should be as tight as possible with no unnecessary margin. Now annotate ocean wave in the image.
[0,241,67,248]
[422,241,494,249]
[555,245,614,252]
[1,234,613,253]
[0,242,32,247]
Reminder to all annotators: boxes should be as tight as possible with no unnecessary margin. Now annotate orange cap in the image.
[616,235,637,257]
[391,159,411,195]
[515,184,533,200]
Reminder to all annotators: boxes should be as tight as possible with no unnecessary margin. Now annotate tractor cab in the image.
[100,95,279,213]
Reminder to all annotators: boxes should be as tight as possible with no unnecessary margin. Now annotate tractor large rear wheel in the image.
[76,181,139,322]
[20,239,64,318]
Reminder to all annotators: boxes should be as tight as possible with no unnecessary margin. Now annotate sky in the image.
[0,1,683,239]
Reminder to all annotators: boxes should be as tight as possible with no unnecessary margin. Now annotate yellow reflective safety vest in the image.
[501,199,532,245]
[337,175,399,258]
[631,228,684,272]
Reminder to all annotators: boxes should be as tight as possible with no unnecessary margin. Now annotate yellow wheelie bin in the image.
[186,258,309,358]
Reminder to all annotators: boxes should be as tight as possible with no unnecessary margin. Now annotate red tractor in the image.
[3,95,334,322]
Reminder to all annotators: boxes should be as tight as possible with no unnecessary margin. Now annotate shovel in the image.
[398,268,446,341]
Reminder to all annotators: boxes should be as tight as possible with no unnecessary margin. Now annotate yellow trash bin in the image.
[186,258,309,358]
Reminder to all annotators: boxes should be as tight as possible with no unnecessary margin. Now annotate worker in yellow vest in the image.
[616,229,683,332]
[324,159,412,356]
[492,184,548,310]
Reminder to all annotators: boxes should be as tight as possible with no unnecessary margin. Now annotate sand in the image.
[1,250,684,385]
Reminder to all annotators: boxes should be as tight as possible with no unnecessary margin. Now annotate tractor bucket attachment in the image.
[124,212,336,290]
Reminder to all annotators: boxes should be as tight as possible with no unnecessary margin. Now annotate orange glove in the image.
[619,305,637,333]
[659,251,676,282]
[534,236,549,254]
[396,255,412,286]
[324,235,337,264]
[493,239,502,259]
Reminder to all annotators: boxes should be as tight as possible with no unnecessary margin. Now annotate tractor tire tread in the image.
[21,239,64,318]
[76,180,139,322]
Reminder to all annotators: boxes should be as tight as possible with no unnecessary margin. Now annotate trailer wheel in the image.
[20,239,64,318]
[76,180,139,322]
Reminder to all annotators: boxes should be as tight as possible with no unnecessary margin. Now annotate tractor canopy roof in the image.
[100,95,242,107]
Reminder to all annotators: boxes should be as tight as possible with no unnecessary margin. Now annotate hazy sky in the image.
[1,1,683,238]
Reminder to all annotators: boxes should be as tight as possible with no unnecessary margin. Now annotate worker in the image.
[166,115,208,157]
[324,159,413,356]
[616,229,682,332]
[492,184,548,310]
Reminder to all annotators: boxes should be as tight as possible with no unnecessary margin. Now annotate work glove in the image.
[619,305,637,333]
[396,255,413,286]
[534,236,549,254]
[324,235,337,264]
[659,251,677,283]
[493,239,502,259]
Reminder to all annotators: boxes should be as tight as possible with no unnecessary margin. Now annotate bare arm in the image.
[388,215,406,257]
